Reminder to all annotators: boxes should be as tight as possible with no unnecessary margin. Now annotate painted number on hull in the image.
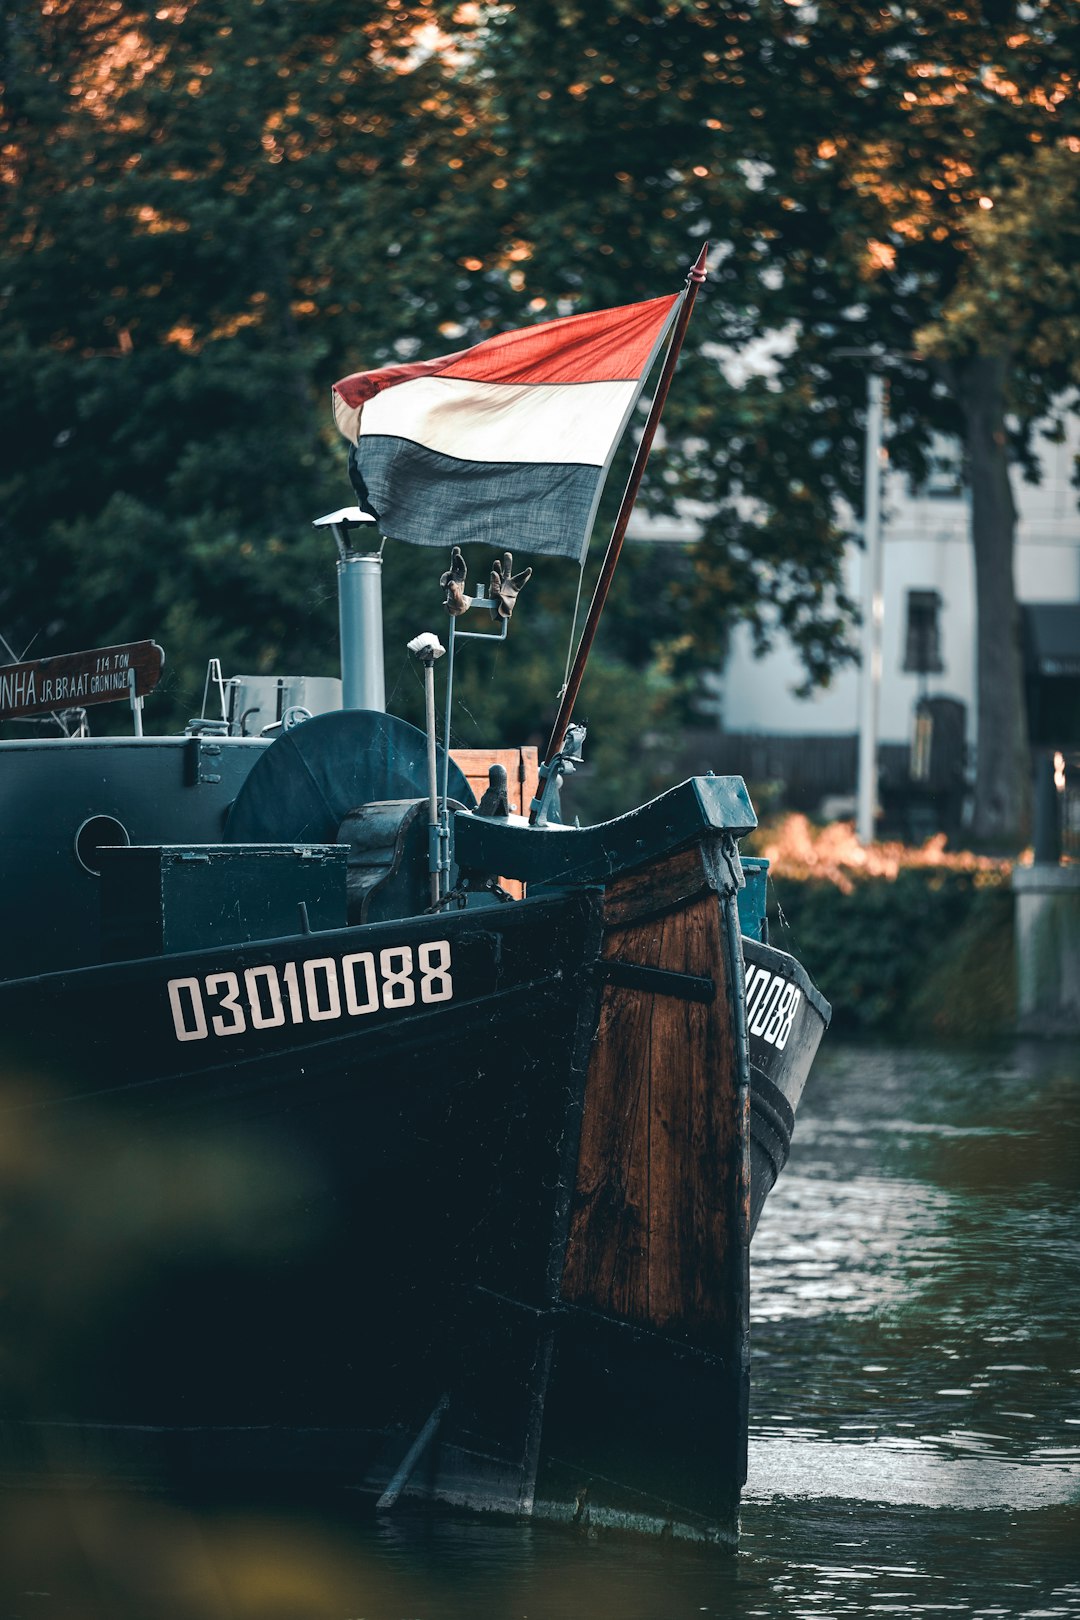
[744,963,802,1051]
[166,941,453,1043]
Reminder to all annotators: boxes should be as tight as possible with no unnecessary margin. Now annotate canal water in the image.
[2,1038,1077,1618]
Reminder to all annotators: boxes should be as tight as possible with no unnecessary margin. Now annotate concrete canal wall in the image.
[1013,863,1080,1036]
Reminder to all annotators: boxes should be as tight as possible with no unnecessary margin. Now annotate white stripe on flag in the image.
[333,394,361,444]
[358,376,639,467]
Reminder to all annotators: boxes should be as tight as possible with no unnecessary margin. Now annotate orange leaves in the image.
[863,238,896,274]
[164,323,198,351]
[756,814,1010,895]
[133,205,190,235]
[207,310,262,340]
[981,66,1021,103]
[69,24,168,122]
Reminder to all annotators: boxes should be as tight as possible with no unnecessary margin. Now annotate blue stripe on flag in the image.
[349,438,603,562]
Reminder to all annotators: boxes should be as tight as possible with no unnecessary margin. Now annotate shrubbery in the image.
[766,870,1015,1037]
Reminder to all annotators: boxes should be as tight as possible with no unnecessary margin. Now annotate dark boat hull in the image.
[0,894,602,1494]
[743,937,831,1233]
[0,764,826,1544]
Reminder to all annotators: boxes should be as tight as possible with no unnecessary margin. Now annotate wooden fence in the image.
[672,731,864,814]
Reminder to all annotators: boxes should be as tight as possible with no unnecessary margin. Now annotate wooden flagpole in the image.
[531,243,709,823]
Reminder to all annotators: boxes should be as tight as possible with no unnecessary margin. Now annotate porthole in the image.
[75,815,130,875]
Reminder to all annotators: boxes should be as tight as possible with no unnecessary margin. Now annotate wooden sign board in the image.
[0,641,164,720]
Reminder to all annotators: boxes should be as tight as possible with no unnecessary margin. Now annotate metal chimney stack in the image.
[314,508,386,712]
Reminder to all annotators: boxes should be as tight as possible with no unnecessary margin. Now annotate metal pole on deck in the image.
[408,633,446,904]
[423,656,440,903]
[856,369,885,846]
[128,666,143,737]
[315,508,386,712]
[338,550,386,712]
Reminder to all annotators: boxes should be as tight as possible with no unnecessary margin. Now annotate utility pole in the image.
[856,369,886,846]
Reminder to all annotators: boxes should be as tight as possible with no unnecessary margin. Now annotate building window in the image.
[903,589,944,675]
[916,435,966,499]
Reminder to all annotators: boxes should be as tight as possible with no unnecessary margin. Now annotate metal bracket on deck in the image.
[185,736,223,786]
[530,722,587,826]
[703,830,745,898]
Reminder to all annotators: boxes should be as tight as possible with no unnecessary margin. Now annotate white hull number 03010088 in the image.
[166,941,454,1043]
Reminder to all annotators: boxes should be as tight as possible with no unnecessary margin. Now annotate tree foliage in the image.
[424,0,1080,843]
[728,0,1080,844]
[0,0,856,768]
[3,0,1079,839]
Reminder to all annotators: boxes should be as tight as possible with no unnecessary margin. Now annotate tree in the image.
[11,0,1074,844]
[422,0,1080,845]
[397,0,861,700]
[710,1,1080,845]
[0,0,736,821]
[0,0,479,723]
[0,0,864,820]
[750,2,1080,846]
[916,141,1080,837]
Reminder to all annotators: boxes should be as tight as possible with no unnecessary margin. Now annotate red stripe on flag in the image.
[440,295,679,386]
[333,349,469,411]
[332,292,678,410]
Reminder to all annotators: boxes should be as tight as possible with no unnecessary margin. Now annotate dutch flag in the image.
[331,292,681,563]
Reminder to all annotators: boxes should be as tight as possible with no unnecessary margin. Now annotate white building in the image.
[712,419,1080,751]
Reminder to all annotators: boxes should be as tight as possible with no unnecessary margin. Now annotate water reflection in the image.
[748,1437,1080,1509]
[749,1038,1080,1515]
[1,1037,1077,1617]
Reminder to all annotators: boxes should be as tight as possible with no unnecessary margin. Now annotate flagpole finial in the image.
[689,242,709,284]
